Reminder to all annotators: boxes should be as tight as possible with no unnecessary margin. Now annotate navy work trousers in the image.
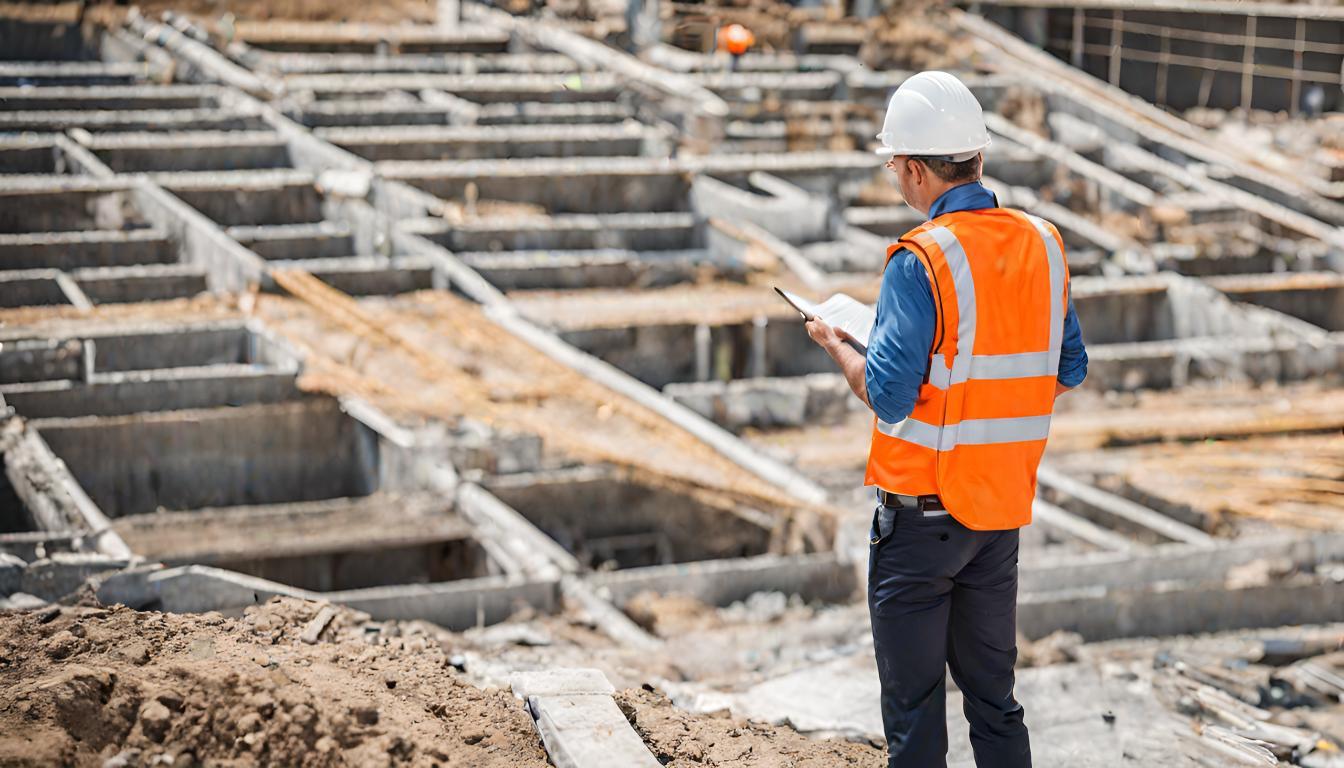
[868,504,1030,768]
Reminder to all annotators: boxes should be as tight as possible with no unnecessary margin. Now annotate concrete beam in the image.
[512,668,662,768]
[1021,532,1344,594]
[1031,499,1141,553]
[1036,464,1218,546]
[127,13,280,98]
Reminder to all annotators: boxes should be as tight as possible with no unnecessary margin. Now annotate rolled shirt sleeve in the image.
[1057,288,1088,388]
[864,248,937,425]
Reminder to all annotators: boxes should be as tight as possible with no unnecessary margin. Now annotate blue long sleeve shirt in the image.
[865,181,1088,425]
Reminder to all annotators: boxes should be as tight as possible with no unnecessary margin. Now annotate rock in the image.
[43,630,84,660]
[138,700,173,743]
[102,749,140,768]
[300,606,337,644]
[116,641,151,666]
[290,703,317,727]
[236,712,263,734]
[352,705,379,726]
[155,690,184,712]
[0,592,48,611]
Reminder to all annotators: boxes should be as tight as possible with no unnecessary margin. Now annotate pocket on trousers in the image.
[868,506,895,546]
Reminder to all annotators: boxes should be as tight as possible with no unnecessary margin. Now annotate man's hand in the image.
[806,318,838,355]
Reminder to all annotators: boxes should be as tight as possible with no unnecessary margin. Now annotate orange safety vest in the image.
[864,208,1071,530]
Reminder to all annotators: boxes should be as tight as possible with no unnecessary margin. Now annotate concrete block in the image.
[512,668,660,768]
[20,553,131,602]
[93,563,167,608]
[0,552,25,596]
[529,695,661,768]
[511,668,616,699]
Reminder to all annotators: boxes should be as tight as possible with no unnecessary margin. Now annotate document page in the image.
[775,287,875,350]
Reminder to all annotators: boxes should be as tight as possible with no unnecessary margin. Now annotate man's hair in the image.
[911,155,981,184]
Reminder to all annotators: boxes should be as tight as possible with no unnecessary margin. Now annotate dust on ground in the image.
[0,598,548,767]
[617,687,883,767]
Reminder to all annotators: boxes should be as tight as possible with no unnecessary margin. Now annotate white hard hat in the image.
[875,71,991,161]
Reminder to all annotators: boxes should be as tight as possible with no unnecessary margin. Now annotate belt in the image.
[878,489,947,515]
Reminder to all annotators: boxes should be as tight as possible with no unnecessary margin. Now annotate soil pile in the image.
[0,598,547,767]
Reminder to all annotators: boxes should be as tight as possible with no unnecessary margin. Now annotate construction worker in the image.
[805,71,1088,767]
[718,23,755,71]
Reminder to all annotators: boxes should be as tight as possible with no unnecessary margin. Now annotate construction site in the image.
[0,0,1341,765]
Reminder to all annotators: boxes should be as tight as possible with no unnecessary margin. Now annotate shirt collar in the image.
[927,180,998,220]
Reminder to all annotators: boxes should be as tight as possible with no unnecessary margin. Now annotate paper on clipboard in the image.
[774,287,875,351]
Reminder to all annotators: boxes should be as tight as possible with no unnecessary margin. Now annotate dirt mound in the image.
[616,687,883,767]
[0,598,547,767]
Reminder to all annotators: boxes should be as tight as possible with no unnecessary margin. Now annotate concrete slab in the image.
[512,668,661,768]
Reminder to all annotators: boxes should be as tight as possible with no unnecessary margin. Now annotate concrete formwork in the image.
[3,7,1342,665]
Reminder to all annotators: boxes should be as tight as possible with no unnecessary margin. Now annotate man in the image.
[805,71,1088,768]
[719,23,755,72]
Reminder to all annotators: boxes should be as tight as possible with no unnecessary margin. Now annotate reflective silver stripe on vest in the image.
[925,225,975,390]
[1024,213,1067,377]
[877,415,1052,451]
[969,350,1054,380]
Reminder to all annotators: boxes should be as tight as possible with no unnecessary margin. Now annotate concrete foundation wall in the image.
[485,468,775,569]
[0,188,139,234]
[165,180,324,227]
[87,326,255,372]
[96,140,291,174]
[0,230,177,271]
[0,275,70,308]
[559,318,834,389]
[207,537,490,593]
[587,552,859,609]
[389,166,691,215]
[664,373,856,432]
[1021,576,1344,642]
[1,369,303,419]
[0,339,84,384]
[32,400,379,518]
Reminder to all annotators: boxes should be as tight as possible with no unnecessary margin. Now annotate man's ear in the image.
[906,158,924,186]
